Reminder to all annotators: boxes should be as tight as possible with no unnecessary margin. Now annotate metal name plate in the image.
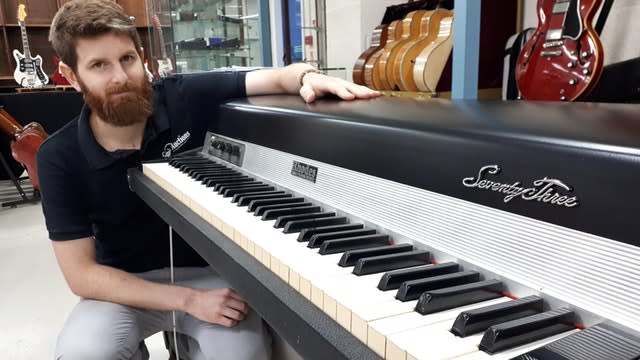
[462,165,579,208]
[291,161,318,183]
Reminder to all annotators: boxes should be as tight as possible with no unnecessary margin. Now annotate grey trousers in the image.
[54,267,272,360]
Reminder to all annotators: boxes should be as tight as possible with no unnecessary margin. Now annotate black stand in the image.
[0,151,39,208]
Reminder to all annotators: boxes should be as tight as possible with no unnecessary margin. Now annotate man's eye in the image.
[92,62,104,69]
[123,55,134,62]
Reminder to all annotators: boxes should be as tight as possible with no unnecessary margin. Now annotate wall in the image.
[325,0,405,80]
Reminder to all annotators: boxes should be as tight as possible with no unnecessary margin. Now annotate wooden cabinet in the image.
[0,0,152,91]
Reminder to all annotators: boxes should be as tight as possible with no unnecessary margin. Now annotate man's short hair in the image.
[49,0,142,71]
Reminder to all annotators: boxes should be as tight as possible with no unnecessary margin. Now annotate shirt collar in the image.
[78,88,168,169]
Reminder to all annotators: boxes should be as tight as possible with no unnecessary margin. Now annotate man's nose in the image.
[110,63,129,84]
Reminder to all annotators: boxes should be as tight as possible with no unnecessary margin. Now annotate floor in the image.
[0,177,167,359]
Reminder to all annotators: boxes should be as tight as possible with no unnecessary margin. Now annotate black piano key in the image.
[451,295,544,337]
[254,201,311,216]
[224,185,275,197]
[511,322,640,360]
[214,181,261,192]
[479,308,575,354]
[180,163,218,172]
[377,262,459,291]
[188,166,229,177]
[318,234,390,255]
[170,156,208,164]
[396,271,480,301]
[339,243,414,267]
[234,191,288,205]
[205,176,251,187]
[353,249,431,276]
[274,212,335,229]
[307,228,377,248]
[174,158,210,165]
[283,216,349,234]
[297,223,364,242]
[415,279,503,315]
[248,197,305,212]
[196,171,242,182]
[262,205,322,221]
[193,167,236,175]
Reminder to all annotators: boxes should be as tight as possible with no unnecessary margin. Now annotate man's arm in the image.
[52,237,248,327]
[245,62,380,103]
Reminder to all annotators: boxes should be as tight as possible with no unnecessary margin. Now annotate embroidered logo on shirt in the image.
[162,131,191,158]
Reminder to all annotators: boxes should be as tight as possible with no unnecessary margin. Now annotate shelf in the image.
[2,23,54,28]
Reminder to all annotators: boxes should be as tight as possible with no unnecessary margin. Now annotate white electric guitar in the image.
[152,14,174,77]
[13,4,49,88]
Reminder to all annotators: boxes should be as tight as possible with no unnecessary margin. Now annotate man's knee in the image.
[55,336,148,360]
[55,299,147,360]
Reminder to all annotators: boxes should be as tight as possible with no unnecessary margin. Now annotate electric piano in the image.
[128,95,640,360]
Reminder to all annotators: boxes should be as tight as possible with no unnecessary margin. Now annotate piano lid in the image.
[214,96,640,248]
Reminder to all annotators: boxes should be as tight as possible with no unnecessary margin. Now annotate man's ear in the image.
[58,61,82,92]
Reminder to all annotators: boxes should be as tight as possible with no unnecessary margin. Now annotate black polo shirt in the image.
[37,71,246,273]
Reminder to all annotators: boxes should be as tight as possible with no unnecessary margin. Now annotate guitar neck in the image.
[155,24,168,59]
[18,20,32,60]
[0,108,23,138]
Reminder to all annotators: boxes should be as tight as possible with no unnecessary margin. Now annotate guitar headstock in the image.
[17,4,27,23]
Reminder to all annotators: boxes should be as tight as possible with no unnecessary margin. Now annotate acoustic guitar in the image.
[151,14,174,78]
[393,8,453,91]
[364,20,403,89]
[13,4,49,88]
[412,15,454,92]
[374,10,427,90]
[0,108,48,190]
[353,25,389,86]
[515,0,604,101]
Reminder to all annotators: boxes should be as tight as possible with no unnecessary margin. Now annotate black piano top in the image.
[214,96,640,248]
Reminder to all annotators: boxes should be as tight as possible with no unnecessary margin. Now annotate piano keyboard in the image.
[128,96,640,360]
[138,146,640,360]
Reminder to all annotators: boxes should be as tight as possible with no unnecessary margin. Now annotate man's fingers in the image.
[225,297,250,315]
[222,306,247,322]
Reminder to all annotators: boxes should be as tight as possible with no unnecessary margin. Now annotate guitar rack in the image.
[0,151,39,208]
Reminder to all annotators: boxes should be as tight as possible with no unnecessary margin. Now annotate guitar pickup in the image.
[543,40,564,49]
[541,50,562,57]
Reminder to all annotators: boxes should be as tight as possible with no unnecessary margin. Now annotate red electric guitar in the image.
[51,56,70,86]
[0,108,48,190]
[515,0,604,101]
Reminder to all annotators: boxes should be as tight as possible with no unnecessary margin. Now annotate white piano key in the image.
[366,298,510,358]
[386,320,484,360]
[450,329,580,360]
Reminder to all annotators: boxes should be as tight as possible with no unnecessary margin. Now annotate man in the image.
[38,1,380,359]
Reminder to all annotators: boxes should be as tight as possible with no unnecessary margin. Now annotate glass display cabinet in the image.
[146,0,271,75]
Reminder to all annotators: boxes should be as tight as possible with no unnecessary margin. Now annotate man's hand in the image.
[300,72,381,103]
[185,288,250,327]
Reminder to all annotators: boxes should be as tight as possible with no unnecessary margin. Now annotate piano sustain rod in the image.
[148,156,597,360]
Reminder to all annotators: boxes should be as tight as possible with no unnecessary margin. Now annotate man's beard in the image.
[80,74,153,127]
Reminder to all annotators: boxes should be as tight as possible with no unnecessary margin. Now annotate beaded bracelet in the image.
[299,68,326,86]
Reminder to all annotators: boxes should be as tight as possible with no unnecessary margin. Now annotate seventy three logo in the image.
[162,131,191,158]
[462,165,579,208]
